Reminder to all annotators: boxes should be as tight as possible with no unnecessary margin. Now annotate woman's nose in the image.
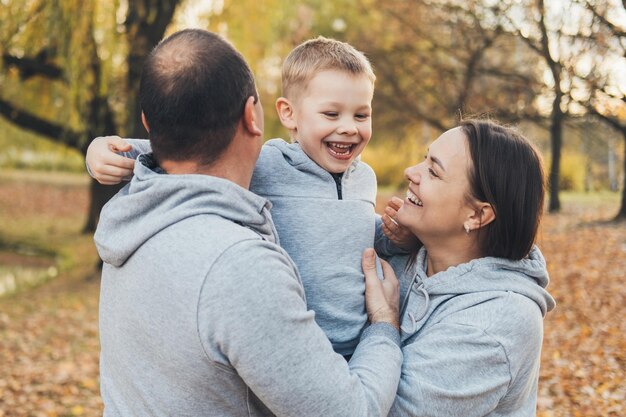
[404,164,421,183]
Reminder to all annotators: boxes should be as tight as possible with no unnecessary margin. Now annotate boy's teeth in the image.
[328,143,353,155]
[406,190,423,206]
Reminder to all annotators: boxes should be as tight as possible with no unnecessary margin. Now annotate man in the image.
[94,29,402,416]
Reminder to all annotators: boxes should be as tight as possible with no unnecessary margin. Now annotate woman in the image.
[382,120,556,416]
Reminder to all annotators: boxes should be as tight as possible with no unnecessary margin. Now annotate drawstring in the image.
[400,279,431,335]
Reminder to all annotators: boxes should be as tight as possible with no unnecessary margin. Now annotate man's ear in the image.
[275,97,297,131]
[242,96,263,137]
[141,112,150,133]
[465,202,496,232]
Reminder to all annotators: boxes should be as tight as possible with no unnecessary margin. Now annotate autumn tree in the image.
[574,0,626,220]
[0,0,179,231]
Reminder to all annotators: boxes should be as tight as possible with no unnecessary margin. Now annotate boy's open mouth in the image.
[326,142,355,159]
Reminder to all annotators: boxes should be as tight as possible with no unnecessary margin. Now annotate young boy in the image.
[87,37,408,356]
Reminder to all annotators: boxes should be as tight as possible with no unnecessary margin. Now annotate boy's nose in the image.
[337,122,358,135]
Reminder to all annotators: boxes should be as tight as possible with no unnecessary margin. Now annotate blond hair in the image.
[281,36,375,100]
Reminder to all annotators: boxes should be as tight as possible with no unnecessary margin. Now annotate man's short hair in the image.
[140,29,258,166]
[281,36,375,100]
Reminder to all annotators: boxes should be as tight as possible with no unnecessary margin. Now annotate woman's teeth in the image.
[407,190,423,206]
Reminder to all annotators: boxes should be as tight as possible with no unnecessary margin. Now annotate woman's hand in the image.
[362,248,400,331]
[86,136,135,185]
[382,196,421,250]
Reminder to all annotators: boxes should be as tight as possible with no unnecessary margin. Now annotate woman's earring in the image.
[464,224,471,234]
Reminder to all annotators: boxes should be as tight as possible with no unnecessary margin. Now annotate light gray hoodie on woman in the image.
[389,246,556,417]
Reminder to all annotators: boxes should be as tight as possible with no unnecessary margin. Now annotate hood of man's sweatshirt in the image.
[406,246,556,316]
[94,153,276,267]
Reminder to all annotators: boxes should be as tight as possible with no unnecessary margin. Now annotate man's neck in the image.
[160,158,253,189]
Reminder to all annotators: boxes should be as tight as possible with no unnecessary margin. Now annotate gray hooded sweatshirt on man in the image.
[94,154,402,417]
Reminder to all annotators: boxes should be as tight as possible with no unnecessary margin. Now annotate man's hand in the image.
[362,248,400,331]
[382,196,420,251]
[86,136,135,185]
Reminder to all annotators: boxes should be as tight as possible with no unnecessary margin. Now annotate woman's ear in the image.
[465,202,495,232]
[276,97,297,131]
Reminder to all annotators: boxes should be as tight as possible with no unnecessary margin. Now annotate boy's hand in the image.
[362,248,399,330]
[382,196,420,251]
[86,136,135,185]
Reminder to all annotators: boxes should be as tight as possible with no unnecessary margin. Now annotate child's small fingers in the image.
[104,136,129,151]
[382,223,398,240]
[383,214,399,229]
[381,214,393,230]
[111,154,136,170]
[97,174,125,185]
[389,196,404,211]
[382,216,400,237]
[384,206,398,218]
[101,164,132,177]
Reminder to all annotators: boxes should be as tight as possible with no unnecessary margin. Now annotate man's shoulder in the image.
[172,213,266,249]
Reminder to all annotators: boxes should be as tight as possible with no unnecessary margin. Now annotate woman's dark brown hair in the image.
[461,119,545,260]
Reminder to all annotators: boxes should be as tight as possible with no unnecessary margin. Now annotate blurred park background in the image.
[0,0,624,416]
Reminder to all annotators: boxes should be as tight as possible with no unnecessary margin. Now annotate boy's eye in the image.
[323,112,339,118]
[355,114,370,120]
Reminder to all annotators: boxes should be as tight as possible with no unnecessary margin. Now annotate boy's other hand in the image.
[362,248,399,331]
[382,196,421,251]
[86,136,135,185]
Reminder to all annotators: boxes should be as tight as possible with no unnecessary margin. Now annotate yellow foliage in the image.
[362,139,424,189]
[559,151,587,191]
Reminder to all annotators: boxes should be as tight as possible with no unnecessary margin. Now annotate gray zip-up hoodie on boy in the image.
[94,154,402,417]
[251,139,384,355]
[117,138,398,356]
[388,246,556,417]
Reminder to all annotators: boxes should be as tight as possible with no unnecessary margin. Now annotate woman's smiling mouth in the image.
[407,189,423,206]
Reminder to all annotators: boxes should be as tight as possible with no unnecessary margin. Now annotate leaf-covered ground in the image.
[0,174,624,416]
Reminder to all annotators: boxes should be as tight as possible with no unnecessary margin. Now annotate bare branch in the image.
[2,52,64,81]
[0,97,83,149]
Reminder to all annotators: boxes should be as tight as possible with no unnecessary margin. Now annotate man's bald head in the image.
[140,29,258,166]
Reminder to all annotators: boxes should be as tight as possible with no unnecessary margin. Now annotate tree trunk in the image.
[125,0,179,138]
[83,1,179,231]
[615,129,626,221]
[548,94,563,213]
[83,181,126,232]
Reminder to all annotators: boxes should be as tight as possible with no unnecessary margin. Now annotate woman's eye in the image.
[428,168,439,178]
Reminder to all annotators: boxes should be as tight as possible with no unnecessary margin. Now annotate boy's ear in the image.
[465,202,495,232]
[141,112,150,133]
[242,96,263,138]
[276,97,297,131]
